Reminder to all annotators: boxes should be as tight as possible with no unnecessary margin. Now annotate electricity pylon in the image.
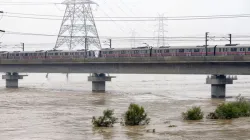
[156,14,168,47]
[54,0,101,50]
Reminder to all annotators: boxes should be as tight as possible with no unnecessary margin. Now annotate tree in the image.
[92,109,118,127]
[124,104,150,126]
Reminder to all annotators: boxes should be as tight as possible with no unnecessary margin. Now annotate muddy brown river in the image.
[0,74,249,140]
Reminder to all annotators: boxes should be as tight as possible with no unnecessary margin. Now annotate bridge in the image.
[1,55,249,98]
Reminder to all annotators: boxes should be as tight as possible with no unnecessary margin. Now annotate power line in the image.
[0,2,60,5]
[5,12,63,17]
[2,12,250,21]
[2,30,250,40]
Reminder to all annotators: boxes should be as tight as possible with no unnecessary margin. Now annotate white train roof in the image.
[9,51,46,53]
[216,44,250,48]
[101,47,150,51]
[152,45,215,49]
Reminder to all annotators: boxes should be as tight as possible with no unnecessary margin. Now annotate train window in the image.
[154,50,157,53]
[240,48,246,51]
[164,50,169,53]
[108,51,113,54]
[219,48,222,52]
[145,50,148,53]
[33,53,37,56]
[75,52,78,55]
[121,51,126,54]
[179,49,184,53]
[65,53,69,55]
[25,53,28,56]
[194,49,200,52]
[158,50,162,53]
[81,52,84,55]
[134,50,139,54]
[55,53,58,56]
[243,48,246,51]
[231,48,237,52]
[248,48,250,51]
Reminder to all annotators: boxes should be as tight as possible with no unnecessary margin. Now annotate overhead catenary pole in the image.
[229,34,232,45]
[21,43,24,51]
[109,39,112,48]
[205,32,209,56]
[85,37,88,58]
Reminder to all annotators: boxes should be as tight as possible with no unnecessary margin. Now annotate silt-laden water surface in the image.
[0,74,250,140]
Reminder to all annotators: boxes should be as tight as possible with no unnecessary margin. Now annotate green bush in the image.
[124,104,150,126]
[213,99,250,119]
[92,109,118,127]
[182,106,204,120]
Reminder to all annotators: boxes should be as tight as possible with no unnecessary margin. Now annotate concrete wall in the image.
[0,56,249,75]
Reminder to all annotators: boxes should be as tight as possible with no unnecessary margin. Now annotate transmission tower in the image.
[156,14,168,47]
[54,0,101,50]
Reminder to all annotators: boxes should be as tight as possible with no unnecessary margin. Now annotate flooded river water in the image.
[0,74,250,140]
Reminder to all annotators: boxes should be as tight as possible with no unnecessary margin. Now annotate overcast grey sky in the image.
[0,0,249,50]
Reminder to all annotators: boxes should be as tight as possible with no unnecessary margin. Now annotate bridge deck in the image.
[0,56,249,75]
[0,56,250,64]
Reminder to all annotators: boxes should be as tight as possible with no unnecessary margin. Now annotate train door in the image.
[246,48,250,55]
[239,48,246,56]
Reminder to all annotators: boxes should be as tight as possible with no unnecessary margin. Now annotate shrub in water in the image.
[124,104,150,126]
[182,106,204,120]
[92,109,118,127]
[214,99,250,119]
[215,103,241,119]
[207,95,250,120]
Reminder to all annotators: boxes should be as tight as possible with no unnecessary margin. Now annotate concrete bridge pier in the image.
[206,75,237,98]
[2,72,27,88]
[88,73,115,92]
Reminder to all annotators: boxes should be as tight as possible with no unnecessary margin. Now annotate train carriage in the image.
[152,45,215,57]
[0,51,9,59]
[100,47,151,58]
[46,50,93,59]
[8,51,46,60]
[216,44,250,56]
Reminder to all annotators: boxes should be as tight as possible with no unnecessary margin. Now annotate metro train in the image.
[0,44,249,60]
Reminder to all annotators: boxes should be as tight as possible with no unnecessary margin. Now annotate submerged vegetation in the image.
[182,106,204,120]
[124,104,150,126]
[92,95,250,129]
[208,96,250,119]
[92,109,118,127]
